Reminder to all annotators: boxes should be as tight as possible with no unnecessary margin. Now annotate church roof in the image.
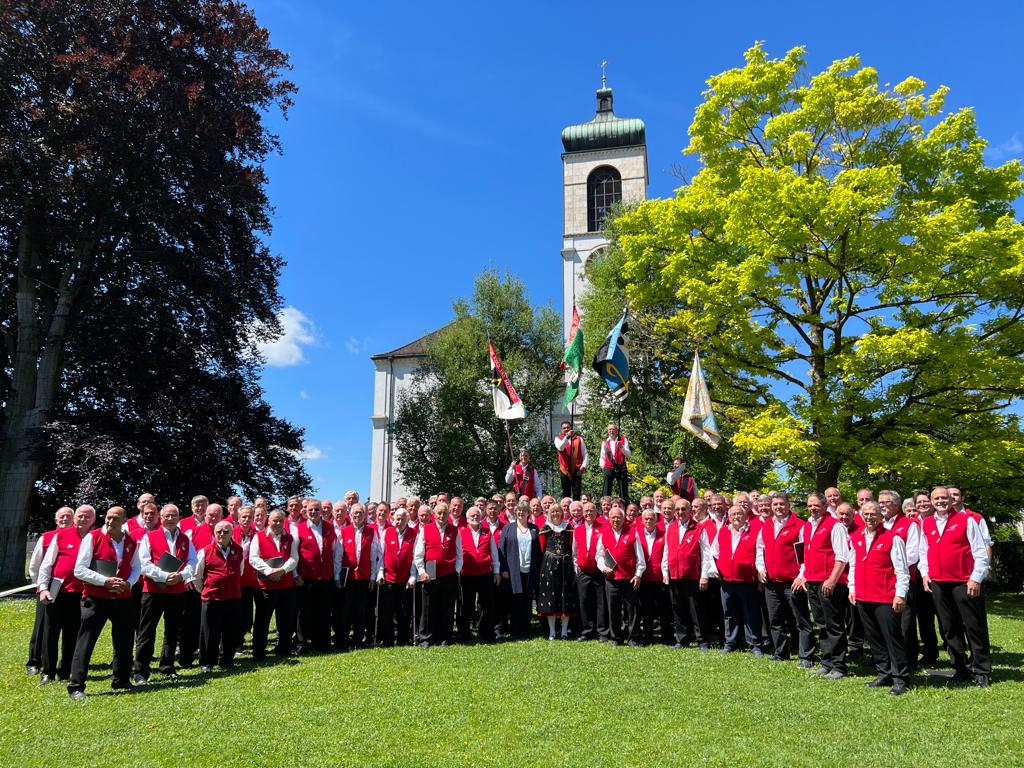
[370,320,460,360]
[561,86,646,153]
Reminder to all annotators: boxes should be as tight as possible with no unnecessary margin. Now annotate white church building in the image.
[369,80,648,502]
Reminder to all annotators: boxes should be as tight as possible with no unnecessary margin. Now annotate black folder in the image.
[338,566,350,587]
[264,556,284,568]
[793,542,805,565]
[604,549,617,569]
[48,576,63,597]
[156,552,183,573]
[91,559,118,578]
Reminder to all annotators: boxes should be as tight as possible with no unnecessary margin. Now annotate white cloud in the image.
[299,390,310,400]
[258,306,317,367]
[345,336,365,355]
[293,444,325,461]
[986,133,1023,163]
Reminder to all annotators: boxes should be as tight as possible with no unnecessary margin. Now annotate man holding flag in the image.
[554,421,587,501]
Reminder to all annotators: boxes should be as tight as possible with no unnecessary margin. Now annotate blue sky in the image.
[248,0,1024,500]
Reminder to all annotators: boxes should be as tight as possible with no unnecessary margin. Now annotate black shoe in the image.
[825,670,845,681]
[178,659,195,669]
[889,681,909,696]
[439,641,450,648]
[751,648,765,658]
[25,665,40,676]
[627,640,640,648]
[769,655,787,662]
[110,681,132,691]
[865,675,892,688]
[39,674,53,686]
[947,669,973,686]
[919,653,939,665]
[975,674,991,688]
[131,674,148,686]
[699,644,711,653]
[670,643,683,650]
[419,641,430,649]
[68,690,86,701]
[576,636,590,642]
[797,659,814,670]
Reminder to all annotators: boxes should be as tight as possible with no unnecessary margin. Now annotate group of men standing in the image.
[25,477,994,700]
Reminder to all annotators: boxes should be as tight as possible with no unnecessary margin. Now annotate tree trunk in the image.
[814,458,841,493]
[0,418,45,587]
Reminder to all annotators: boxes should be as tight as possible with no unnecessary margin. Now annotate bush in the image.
[990,541,1024,593]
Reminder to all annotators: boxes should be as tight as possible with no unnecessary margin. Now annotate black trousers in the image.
[331,580,347,648]
[848,599,866,651]
[130,581,144,628]
[701,578,724,645]
[200,599,240,668]
[420,573,458,644]
[69,596,136,693]
[668,578,710,646]
[605,578,639,644]
[134,591,185,678]
[376,581,413,646]
[27,597,45,669]
[252,588,297,658]
[638,581,663,644]
[931,581,991,676]
[237,586,257,648]
[758,588,772,648]
[807,582,849,672]
[602,467,629,502]
[42,591,82,679]
[458,573,496,642]
[898,580,919,668]
[914,579,939,660]
[178,589,201,665]
[560,473,583,501]
[298,579,333,651]
[340,580,374,649]
[721,581,762,651]
[858,600,909,683]
[576,571,608,640]
[506,574,534,639]
[764,580,816,660]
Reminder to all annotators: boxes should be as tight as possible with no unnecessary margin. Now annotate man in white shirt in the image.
[599,424,631,501]
[596,507,645,646]
[26,506,73,677]
[554,421,588,501]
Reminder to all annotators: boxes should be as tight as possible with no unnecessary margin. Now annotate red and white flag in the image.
[489,341,526,420]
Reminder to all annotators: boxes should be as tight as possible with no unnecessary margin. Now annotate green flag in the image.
[561,306,584,408]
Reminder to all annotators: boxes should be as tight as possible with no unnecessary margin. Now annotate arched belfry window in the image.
[587,166,622,232]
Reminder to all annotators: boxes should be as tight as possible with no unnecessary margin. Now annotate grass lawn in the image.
[1,595,1022,767]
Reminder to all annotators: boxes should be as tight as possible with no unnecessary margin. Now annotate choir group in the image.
[25,474,993,701]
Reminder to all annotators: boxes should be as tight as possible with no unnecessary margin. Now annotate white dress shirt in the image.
[883,515,921,566]
[139,526,198,584]
[73,529,142,588]
[918,512,989,583]
[248,530,299,577]
[598,437,631,468]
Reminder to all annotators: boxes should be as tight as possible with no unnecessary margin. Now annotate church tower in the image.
[560,73,648,341]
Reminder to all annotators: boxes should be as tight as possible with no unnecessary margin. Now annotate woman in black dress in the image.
[537,502,579,640]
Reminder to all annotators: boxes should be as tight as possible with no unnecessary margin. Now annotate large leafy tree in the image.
[615,44,1024,515]
[0,0,310,585]
[393,271,563,498]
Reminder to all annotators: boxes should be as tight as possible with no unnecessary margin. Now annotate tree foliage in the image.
[0,0,310,583]
[615,44,1024,516]
[392,271,563,498]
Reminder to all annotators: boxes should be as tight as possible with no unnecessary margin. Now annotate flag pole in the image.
[504,421,514,459]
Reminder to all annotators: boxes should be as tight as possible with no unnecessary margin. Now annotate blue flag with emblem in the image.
[591,308,630,401]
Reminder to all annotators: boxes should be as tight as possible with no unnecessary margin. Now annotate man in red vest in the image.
[707,504,764,655]
[506,449,543,500]
[599,424,631,501]
[67,506,140,699]
[665,457,697,502]
[793,492,850,679]
[37,504,96,685]
[879,490,925,670]
[920,486,991,687]
[572,501,608,641]
[756,492,816,666]
[636,509,667,645]
[249,508,299,660]
[26,505,73,677]
[414,501,462,647]
[232,505,259,652]
[133,503,197,683]
[376,505,417,646]
[293,499,339,653]
[597,506,645,646]
[457,504,500,643]
[338,502,381,650]
[662,497,713,651]
[195,520,244,672]
[848,501,911,695]
[127,494,157,540]
[554,421,587,501]
[176,494,210,669]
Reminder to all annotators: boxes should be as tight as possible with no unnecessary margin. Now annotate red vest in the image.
[143,528,192,594]
[761,514,803,581]
[887,513,920,580]
[601,527,637,581]
[383,526,417,583]
[637,528,665,582]
[178,515,202,536]
[850,528,898,603]
[296,520,337,581]
[557,435,586,475]
[715,525,758,582]
[602,438,626,469]
[573,523,602,573]
[200,542,243,601]
[190,523,215,551]
[51,527,88,594]
[255,530,295,590]
[671,473,697,501]
[232,526,259,588]
[126,515,149,542]
[82,528,137,599]
[341,525,376,581]
[512,464,538,498]
[802,516,840,583]
[422,522,458,577]
[460,526,494,577]
[484,518,504,547]
[922,510,975,582]
[665,518,704,580]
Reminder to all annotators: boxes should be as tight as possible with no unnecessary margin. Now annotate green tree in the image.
[0,0,309,584]
[392,271,563,498]
[615,44,1024,514]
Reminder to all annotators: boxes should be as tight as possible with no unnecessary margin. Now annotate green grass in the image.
[1,596,1022,767]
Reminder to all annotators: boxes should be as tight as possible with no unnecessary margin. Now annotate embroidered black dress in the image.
[536,524,579,617]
